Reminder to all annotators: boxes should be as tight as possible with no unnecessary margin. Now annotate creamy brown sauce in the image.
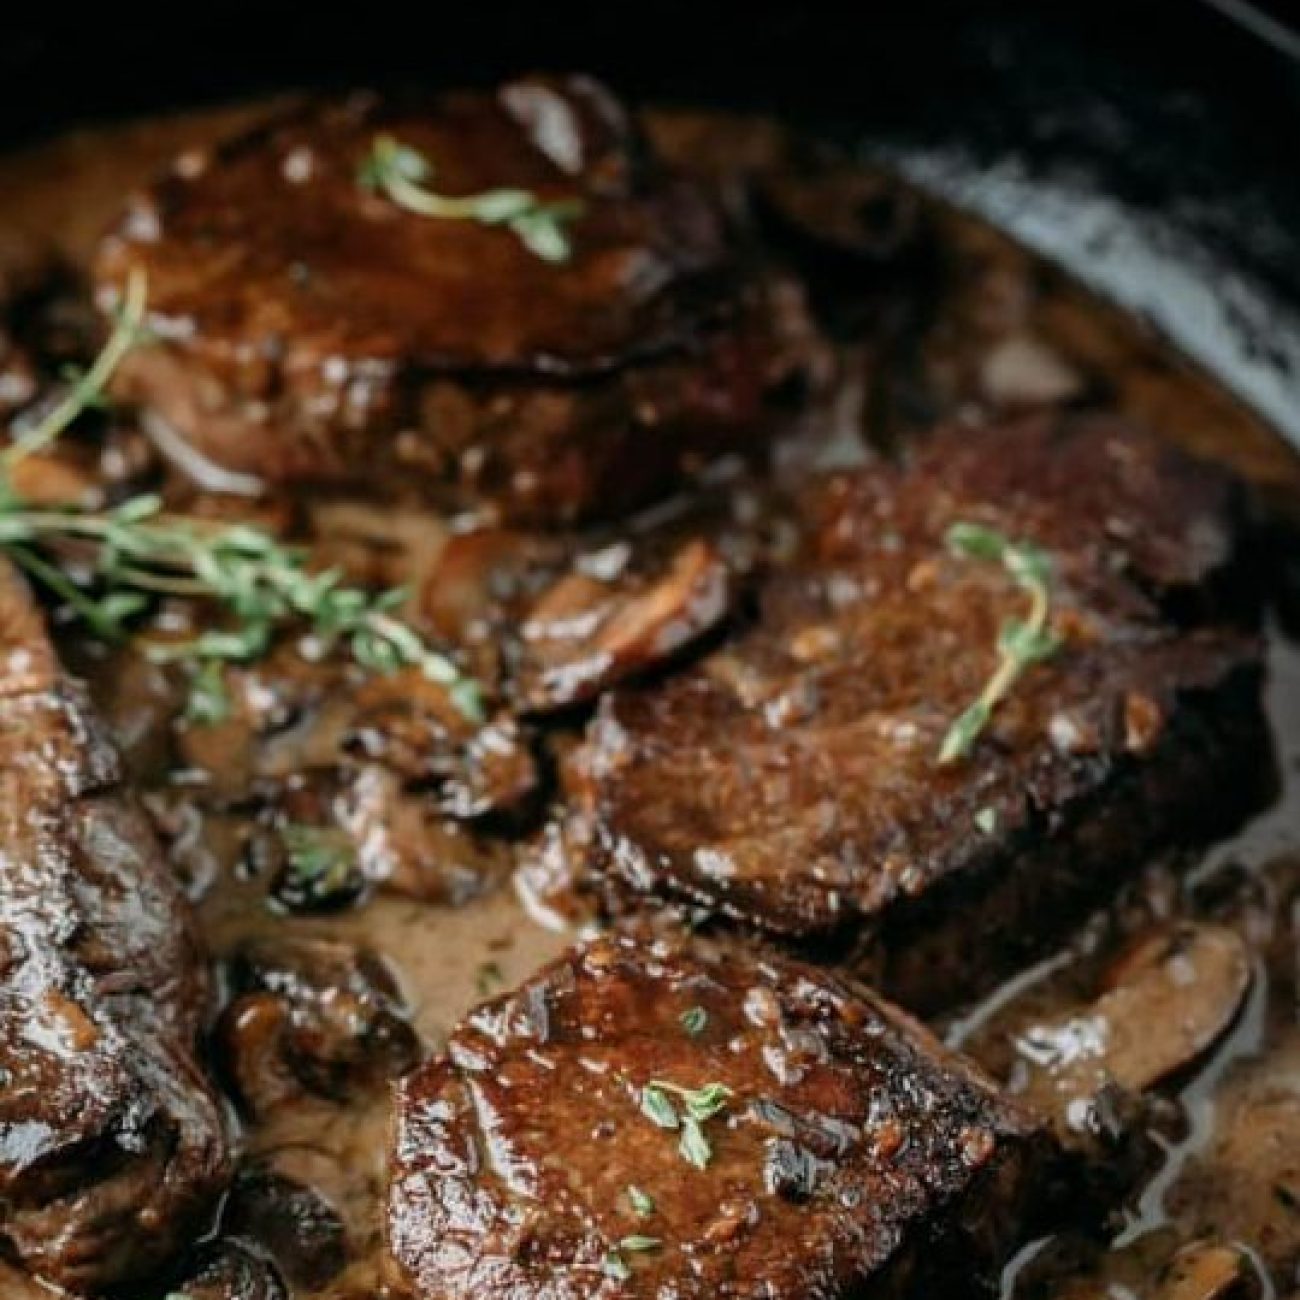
[0,101,1297,1299]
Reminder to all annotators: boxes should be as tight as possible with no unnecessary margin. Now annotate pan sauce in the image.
[0,99,1297,1299]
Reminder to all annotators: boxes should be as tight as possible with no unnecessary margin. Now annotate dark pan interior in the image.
[5,1,1300,448]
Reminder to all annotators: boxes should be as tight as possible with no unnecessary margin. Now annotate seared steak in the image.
[94,76,820,525]
[386,931,1049,1299]
[568,414,1268,1010]
[0,563,229,1291]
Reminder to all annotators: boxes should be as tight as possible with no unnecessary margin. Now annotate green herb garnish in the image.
[1,267,148,473]
[627,1184,655,1216]
[679,1117,713,1170]
[601,1251,631,1282]
[280,824,356,894]
[654,1080,732,1123]
[0,495,485,724]
[639,1084,680,1131]
[476,960,505,997]
[679,1005,707,1037]
[0,270,485,727]
[639,1079,733,1170]
[358,134,583,263]
[938,521,1060,765]
[974,806,998,835]
[619,1235,661,1253]
[601,1235,660,1281]
[185,657,232,726]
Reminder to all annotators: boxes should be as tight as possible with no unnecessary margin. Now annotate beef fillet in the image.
[94,76,819,525]
[568,414,1269,1010]
[386,931,1049,1299]
[0,563,230,1292]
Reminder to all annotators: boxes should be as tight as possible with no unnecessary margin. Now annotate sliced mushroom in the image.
[1014,923,1251,1130]
[347,670,539,821]
[420,526,563,669]
[338,763,513,904]
[169,1241,288,1300]
[1157,1241,1252,1300]
[1166,1048,1300,1281]
[223,1167,349,1290]
[1038,1238,1254,1300]
[517,537,729,711]
[216,992,304,1118]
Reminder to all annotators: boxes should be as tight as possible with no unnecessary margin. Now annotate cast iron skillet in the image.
[4,0,1300,448]
[0,5,1297,1296]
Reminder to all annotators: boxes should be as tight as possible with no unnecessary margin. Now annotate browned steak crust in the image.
[386,932,1049,1299]
[0,564,230,1292]
[93,76,818,524]
[568,414,1268,1010]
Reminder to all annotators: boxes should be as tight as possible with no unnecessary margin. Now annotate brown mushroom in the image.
[1157,1241,1252,1300]
[1014,923,1251,1129]
[517,537,729,711]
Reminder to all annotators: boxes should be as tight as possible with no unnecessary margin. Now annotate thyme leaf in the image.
[650,1079,733,1123]
[601,1235,660,1281]
[280,823,356,893]
[627,1185,655,1216]
[601,1250,631,1282]
[619,1236,661,1253]
[639,1084,679,1131]
[639,1079,733,1169]
[358,134,583,263]
[678,1116,712,1170]
[679,1005,708,1037]
[184,658,232,726]
[938,521,1060,765]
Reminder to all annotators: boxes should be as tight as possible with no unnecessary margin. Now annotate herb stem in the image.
[2,267,148,472]
[938,522,1059,765]
[358,135,582,263]
[5,542,123,639]
[0,500,485,724]
[109,564,212,598]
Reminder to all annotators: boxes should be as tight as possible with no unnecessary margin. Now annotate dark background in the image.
[4,0,1299,443]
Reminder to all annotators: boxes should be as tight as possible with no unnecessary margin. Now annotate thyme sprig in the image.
[358,134,583,263]
[639,1080,733,1170]
[938,521,1060,765]
[0,496,486,722]
[0,269,485,725]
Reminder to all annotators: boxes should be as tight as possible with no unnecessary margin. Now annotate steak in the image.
[386,930,1050,1299]
[0,563,230,1291]
[93,76,820,525]
[568,414,1269,1011]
